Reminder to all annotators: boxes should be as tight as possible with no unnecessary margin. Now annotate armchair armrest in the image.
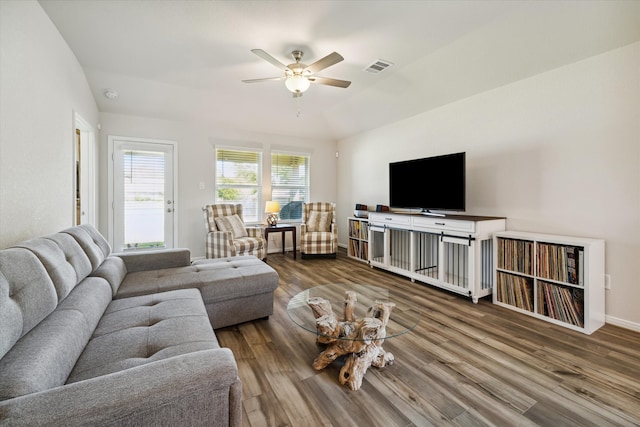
[207,230,234,245]
[205,230,235,258]
[114,248,191,273]
[246,227,264,239]
[0,349,242,427]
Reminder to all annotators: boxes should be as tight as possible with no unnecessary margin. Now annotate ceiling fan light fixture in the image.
[245,49,351,96]
[285,75,310,93]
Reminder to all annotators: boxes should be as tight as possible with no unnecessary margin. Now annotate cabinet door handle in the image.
[436,222,445,226]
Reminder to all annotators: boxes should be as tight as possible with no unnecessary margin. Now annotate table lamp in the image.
[265,201,280,226]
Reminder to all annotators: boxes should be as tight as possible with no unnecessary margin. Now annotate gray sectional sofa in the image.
[0,224,279,426]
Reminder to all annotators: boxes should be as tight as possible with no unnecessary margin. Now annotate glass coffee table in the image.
[287,283,420,390]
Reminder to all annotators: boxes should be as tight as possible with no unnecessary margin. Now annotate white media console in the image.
[367,212,506,303]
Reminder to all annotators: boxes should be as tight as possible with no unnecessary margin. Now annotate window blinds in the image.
[215,148,262,222]
[271,153,309,221]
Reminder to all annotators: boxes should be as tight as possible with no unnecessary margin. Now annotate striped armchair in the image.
[203,204,267,260]
[300,202,337,258]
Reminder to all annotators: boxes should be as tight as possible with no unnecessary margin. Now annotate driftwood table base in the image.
[307,291,396,390]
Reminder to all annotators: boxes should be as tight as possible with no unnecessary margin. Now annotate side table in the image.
[264,224,297,259]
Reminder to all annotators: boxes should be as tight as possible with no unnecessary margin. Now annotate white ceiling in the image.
[39,0,640,141]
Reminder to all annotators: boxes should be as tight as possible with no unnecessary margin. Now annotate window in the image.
[215,148,262,222]
[271,152,309,221]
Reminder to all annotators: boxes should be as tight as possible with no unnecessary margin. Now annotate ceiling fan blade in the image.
[308,76,351,88]
[304,52,344,74]
[242,77,285,83]
[251,49,287,70]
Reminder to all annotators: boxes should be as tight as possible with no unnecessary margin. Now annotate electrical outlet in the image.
[604,274,611,290]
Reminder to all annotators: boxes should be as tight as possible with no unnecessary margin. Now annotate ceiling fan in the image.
[242,49,351,97]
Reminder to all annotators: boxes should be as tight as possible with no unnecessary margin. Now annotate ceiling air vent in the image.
[364,59,394,74]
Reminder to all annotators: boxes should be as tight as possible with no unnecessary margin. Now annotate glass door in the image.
[109,137,177,252]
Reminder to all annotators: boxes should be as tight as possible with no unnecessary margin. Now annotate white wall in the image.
[3,0,637,329]
[0,1,99,248]
[337,42,640,328]
[98,113,337,257]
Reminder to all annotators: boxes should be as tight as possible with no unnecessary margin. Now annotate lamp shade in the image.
[265,201,280,213]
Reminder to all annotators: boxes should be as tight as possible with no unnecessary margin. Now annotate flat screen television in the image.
[389,152,465,216]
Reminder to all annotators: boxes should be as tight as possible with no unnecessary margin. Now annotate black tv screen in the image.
[389,152,465,212]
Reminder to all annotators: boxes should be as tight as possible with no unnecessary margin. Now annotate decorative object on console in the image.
[354,203,368,218]
[375,204,389,212]
[265,201,280,226]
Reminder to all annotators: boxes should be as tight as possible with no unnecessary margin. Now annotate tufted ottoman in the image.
[115,256,280,329]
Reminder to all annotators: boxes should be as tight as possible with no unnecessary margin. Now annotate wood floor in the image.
[216,249,640,427]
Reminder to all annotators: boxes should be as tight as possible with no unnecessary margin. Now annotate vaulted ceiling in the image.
[39,0,640,140]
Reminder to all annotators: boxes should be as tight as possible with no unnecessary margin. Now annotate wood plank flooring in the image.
[216,249,640,427]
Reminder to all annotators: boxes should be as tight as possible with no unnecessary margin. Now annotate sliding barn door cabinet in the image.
[368,212,505,303]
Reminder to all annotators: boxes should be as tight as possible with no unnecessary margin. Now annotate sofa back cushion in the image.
[62,224,111,271]
[0,224,115,392]
[16,234,92,302]
[0,248,59,359]
[0,277,113,400]
[91,256,127,296]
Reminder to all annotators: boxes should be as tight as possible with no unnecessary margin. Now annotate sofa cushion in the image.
[232,236,263,254]
[67,289,218,384]
[215,214,248,238]
[0,277,112,400]
[300,231,336,254]
[91,256,127,296]
[116,256,278,304]
[16,234,92,301]
[307,210,331,232]
[62,224,112,271]
[115,248,191,273]
[0,248,58,359]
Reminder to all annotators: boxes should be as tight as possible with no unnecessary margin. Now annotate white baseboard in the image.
[605,315,640,332]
